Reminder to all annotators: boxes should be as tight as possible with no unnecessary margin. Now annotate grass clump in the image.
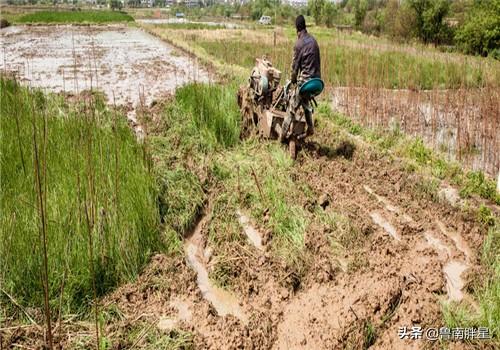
[210,141,309,268]
[0,79,160,313]
[157,168,204,233]
[460,171,500,204]
[146,82,240,242]
[443,223,500,343]
[175,83,240,149]
[17,10,134,24]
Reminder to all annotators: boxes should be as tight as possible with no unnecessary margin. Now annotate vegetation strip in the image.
[16,10,134,24]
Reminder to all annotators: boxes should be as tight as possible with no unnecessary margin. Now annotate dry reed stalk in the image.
[31,96,53,350]
[81,96,99,350]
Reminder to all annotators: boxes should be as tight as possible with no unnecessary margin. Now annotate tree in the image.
[422,0,452,45]
[407,0,451,45]
[455,0,500,57]
[109,0,123,10]
[322,1,338,28]
[251,0,273,20]
[308,0,325,25]
[353,0,368,29]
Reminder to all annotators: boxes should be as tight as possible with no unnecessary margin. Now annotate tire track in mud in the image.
[278,136,485,349]
[183,206,248,323]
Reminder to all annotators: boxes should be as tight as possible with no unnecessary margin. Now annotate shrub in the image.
[455,0,500,57]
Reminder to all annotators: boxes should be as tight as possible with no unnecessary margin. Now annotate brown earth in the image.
[3,23,497,350]
[109,118,491,349]
[1,101,495,350]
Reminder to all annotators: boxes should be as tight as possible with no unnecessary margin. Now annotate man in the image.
[280,15,321,142]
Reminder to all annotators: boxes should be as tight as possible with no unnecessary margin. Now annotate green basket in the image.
[299,78,324,97]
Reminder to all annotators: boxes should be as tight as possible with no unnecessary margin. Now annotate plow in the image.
[237,57,323,159]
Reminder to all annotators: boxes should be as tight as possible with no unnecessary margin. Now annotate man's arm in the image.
[291,42,301,83]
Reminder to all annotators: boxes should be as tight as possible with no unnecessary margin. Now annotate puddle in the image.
[370,211,401,241]
[184,213,248,323]
[364,185,413,223]
[443,260,468,301]
[424,231,451,258]
[170,298,192,322]
[237,210,264,250]
[423,226,470,302]
[436,220,472,261]
[157,317,177,332]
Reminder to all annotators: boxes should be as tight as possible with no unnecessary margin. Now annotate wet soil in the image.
[105,122,489,349]
[0,25,209,138]
[1,26,495,350]
[4,113,493,350]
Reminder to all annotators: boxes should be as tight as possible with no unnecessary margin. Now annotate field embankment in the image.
[15,10,134,24]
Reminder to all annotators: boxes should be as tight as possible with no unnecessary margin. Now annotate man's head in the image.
[295,15,306,33]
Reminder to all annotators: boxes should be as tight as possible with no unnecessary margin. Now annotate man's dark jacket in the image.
[291,29,321,83]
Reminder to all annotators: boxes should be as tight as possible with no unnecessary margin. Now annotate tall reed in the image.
[0,78,161,322]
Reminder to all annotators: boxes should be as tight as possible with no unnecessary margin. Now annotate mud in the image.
[237,210,265,250]
[184,210,248,323]
[3,108,493,350]
[370,211,402,241]
[2,25,495,350]
[0,25,209,137]
[443,261,469,302]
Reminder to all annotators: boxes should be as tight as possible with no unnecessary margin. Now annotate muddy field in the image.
[1,23,497,350]
[93,118,491,350]
[0,25,210,108]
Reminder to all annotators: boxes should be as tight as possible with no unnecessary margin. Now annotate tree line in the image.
[308,0,499,58]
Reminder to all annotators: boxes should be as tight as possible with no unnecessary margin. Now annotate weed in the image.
[477,205,495,227]
[175,83,240,149]
[363,321,377,349]
[460,171,500,204]
[157,168,204,233]
[406,138,432,165]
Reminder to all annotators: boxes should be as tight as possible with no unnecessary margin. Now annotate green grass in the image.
[160,25,499,89]
[157,23,226,30]
[442,223,500,343]
[146,82,241,241]
[212,142,308,265]
[0,78,160,314]
[17,10,134,24]
[175,82,241,149]
[145,82,311,287]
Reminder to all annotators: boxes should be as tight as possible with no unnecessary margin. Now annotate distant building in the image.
[285,0,308,7]
[183,0,200,7]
